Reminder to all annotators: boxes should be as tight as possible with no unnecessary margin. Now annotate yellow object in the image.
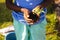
[32,6,44,15]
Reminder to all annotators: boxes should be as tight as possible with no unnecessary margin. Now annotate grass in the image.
[0,3,13,29]
[0,0,5,3]
[0,1,13,40]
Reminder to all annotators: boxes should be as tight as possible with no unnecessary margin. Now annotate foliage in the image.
[0,34,4,40]
[0,3,12,40]
[46,13,58,40]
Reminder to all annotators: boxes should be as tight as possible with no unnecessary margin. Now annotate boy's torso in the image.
[12,0,47,25]
[15,0,44,10]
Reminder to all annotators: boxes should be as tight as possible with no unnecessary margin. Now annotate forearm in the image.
[6,0,22,12]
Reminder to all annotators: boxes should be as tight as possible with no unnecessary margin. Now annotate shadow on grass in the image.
[0,3,13,28]
[0,3,13,40]
[0,3,13,23]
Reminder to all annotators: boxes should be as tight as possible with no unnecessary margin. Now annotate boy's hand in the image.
[32,5,42,22]
[55,0,60,4]
[21,8,34,24]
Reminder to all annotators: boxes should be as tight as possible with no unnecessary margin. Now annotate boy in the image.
[6,0,52,40]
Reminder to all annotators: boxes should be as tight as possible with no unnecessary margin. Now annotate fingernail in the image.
[30,23,33,24]
[27,15,29,17]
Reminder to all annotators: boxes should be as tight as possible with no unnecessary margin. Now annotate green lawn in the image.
[0,3,12,29]
[0,2,13,40]
[0,0,5,3]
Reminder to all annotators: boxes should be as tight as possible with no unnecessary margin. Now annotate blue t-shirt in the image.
[12,0,47,25]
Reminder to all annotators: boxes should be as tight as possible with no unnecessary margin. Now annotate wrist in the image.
[20,8,24,13]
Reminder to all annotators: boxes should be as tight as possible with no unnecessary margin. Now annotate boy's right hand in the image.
[21,8,34,24]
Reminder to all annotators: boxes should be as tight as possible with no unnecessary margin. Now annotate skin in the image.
[54,0,60,4]
[6,0,52,24]
[21,8,34,24]
[6,0,34,24]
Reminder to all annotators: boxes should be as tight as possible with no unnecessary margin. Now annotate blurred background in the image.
[0,0,60,40]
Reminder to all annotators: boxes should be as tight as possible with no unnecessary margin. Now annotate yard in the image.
[0,0,60,40]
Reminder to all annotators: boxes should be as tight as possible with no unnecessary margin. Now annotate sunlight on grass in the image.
[0,22,12,29]
[0,0,14,3]
[0,0,5,3]
[0,34,4,40]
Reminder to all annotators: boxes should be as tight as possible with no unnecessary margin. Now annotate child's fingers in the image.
[29,23,34,24]
[24,15,34,21]
[24,15,32,20]
[24,14,34,24]
[27,20,34,24]
[26,19,34,24]
[26,19,33,23]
